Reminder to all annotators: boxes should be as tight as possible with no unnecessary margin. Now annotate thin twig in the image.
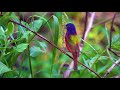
[110,12,117,49]
[107,48,114,63]
[108,12,120,57]
[112,75,120,78]
[104,58,120,78]
[9,19,102,78]
[63,12,101,78]
[81,12,88,45]
[108,48,120,57]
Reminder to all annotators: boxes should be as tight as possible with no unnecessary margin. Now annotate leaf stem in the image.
[28,44,34,78]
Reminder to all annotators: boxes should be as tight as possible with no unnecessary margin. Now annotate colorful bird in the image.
[65,23,80,70]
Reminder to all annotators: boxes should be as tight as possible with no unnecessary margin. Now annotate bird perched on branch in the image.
[65,23,80,70]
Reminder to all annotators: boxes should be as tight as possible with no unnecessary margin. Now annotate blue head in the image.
[65,23,77,35]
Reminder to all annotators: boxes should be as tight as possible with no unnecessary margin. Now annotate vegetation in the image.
[0,12,120,78]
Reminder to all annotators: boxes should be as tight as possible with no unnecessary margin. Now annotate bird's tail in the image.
[73,52,79,70]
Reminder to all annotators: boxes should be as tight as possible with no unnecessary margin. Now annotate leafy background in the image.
[0,12,120,78]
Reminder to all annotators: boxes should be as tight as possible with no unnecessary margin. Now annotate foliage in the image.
[0,12,120,78]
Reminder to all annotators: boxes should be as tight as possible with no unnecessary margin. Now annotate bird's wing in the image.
[65,35,80,54]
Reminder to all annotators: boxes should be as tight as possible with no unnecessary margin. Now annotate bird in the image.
[65,23,80,70]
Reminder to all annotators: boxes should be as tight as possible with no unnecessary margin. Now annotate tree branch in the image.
[108,48,120,57]
[104,58,120,78]
[10,19,102,78]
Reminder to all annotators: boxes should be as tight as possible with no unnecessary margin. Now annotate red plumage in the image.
[65,33,79,70]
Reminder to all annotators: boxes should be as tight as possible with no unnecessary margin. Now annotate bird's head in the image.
[65,23,77,35]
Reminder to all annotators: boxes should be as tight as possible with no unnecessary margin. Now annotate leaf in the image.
[89,54,100,68]
[28,19,43,42]
[0,12,16,26]
[15,43,28,52]
[110,31,120,51]
[0,26,6,45]
[29,19,42,31]
[37,41,47,53]
[0,61,11,75]
[82,56,89,67]
[33,40,47,53]
[97,64,109,74]
[6,22,14,35]
[40,17,51,30]
[0,47,6,50]
[52,15,59,57]
[40,17,53,39]
[50,15,59,76]
[53,15,59,45]
[30,46,41,57]
[2,70,18,78]
[99,56,109,60]
[18,25,26,34]
[112,34,120,43]
[0,26,5,35]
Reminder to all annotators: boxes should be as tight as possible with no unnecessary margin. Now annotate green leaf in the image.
[0,26,6,43]
[40,17,51,30]
[40,17,53,39]
[28,19,43,42]
[30,46,41,57]
[37,41,47,53]
[32,40,47,53]
[97,64,109,74]
[53,15,59,45]
[0,61,11,75]
[99,56,109,60]
[0,26,5,35]
[89,54,100,68]
[2,70,18,78]
[82,56,89,67]
[0,47,6,50]
[29,19,42,31]
[109,30,120,51]
[52,15,59,57]
[6,22,14,35]
[15,43,28,52]
[50,15,59,76]
[0,12,16,26]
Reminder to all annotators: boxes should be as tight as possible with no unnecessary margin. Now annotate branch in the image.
[63,12,101,78]
[107,13,120,57]
[84,12,96,42]
[112,75,120,78]
[109,12,117,49]
[9,19,101,78]
[108,48,120,57]
[80,12,88,45]
[103,58,120,78]
[107,48,115,63]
